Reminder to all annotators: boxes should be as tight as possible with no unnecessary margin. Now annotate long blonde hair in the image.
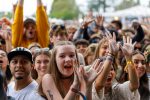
[48,41,79,98]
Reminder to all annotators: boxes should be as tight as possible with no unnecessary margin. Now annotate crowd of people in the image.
[0,0,150,100]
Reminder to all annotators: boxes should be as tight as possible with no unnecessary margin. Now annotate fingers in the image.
[133,42,137,47]
[123,36,126,44]
[91,59,100,70]
[113,32,116,41]
[127,36,130,43]
[96,62,104,75]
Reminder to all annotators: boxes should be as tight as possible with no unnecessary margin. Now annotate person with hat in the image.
[6,47,39,100]
[12,0,49,48]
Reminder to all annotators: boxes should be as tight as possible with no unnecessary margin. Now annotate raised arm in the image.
[36,0,49,47]
[95,32,119,91]
[37,0,42,7]
[12,0,24,47]
[121,36,139,91]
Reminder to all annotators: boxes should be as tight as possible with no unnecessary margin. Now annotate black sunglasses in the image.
[51,24,65,30]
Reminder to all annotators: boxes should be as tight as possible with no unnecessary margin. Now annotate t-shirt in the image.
[7,80,38,100]
[96,81,140,100]
[26,90,46,100]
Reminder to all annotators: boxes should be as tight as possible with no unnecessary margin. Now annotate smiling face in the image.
[132,53,146,78]
[55,45,76,77]
[34,54,50,77]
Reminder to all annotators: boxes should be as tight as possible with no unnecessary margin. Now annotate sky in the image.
[0,0,149,16]
[0,0,87,17]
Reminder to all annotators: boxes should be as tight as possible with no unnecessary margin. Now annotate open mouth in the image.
[0,60,3,63]
[106,77,112,82]
[29,32,33,35]
[64,66,72,69]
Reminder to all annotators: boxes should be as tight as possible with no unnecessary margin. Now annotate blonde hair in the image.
[84,43,98,65]
[93,38,108,60]
[48,41,79,98]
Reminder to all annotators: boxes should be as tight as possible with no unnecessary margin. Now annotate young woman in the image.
[32,48,51,84]
[132,51,150,100]
[93,31,140,100]
[41,41,103,100]
[0,49,12,83]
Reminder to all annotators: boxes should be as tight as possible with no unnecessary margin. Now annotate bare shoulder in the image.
[42,74,54,84]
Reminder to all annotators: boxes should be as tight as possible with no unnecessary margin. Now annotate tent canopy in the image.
[103,5,150,17]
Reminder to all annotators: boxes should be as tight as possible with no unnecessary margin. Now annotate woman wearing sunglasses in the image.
[32,48,51,84]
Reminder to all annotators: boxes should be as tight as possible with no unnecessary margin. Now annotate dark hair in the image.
[24,18,36,28]
[138,72,150,100]
[50,24,68,37]
[132,50,150,100]
[74,39,89,47]
[111,20,122,29]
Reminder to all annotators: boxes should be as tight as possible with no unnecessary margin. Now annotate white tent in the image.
[103,5,150,17]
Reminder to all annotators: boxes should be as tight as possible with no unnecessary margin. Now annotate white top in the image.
[27,90,46,100]
[95,81,140,100]
[7,80,38,100]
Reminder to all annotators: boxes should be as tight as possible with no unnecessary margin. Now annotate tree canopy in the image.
[50,0,80,20]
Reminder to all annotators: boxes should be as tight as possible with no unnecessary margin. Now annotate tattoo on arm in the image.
[47,90,53,100]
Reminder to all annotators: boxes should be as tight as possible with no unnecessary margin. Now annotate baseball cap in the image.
[8,47,33,63]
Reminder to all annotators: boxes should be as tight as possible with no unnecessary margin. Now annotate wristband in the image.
[124,61,133,72]
[71,88,87,100]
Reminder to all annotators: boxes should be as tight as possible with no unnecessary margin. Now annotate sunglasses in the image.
[35,48,50,53]
[51,24,65,30]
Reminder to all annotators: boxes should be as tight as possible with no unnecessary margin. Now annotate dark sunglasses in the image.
[51,24,65,30]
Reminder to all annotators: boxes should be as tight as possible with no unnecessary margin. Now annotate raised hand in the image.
[121,36,136,58]
[95,15,104,27]
[81,15,94,29]
[82,59,103,86]
[105,30,119,56]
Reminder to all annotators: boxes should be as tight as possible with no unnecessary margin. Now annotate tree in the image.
[87,0,110,12]
[115,0,138,11]
[50,0,80,20]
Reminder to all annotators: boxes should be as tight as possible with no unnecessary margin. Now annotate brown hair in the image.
[132,50,150,100]
[84,43,98,65]
[47,41,79,99]
[93,38,108,60]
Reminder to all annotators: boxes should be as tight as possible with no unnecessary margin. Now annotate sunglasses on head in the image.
[35,48,50,54]
[51,24,65,30]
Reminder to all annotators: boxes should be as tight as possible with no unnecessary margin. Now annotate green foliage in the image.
[115,0,138,11]
[50,0,80,20]
[0,12,12,19]
[87,0,110,12]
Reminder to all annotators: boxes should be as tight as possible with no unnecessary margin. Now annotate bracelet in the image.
[124,61,133,72]
[71,88,87,100]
